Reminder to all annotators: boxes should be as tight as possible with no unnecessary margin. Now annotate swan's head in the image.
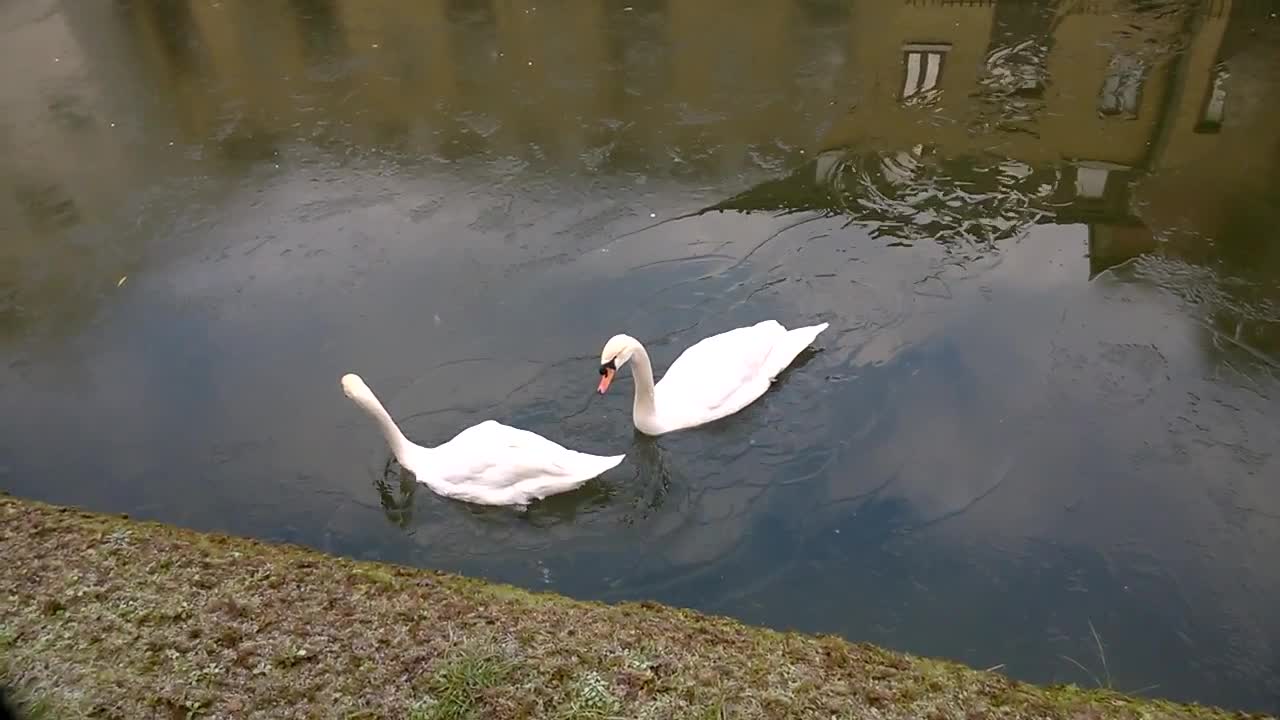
[341,373,374,402]
[598,334,639,394]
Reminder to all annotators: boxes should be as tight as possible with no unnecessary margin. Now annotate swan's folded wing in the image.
[655,320,786,411]
[439,421,610,489]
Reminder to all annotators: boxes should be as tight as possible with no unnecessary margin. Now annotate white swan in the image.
[596,319,830,435]
[341,373,624,507]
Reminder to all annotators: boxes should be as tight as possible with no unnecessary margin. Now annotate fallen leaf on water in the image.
[117,276,128,287]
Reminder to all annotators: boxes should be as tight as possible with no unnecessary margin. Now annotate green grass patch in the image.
[412,645,515,720]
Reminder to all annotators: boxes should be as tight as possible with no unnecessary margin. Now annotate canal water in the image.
[1,0,1277,712]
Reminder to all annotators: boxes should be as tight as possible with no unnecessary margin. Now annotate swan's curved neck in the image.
[349,390,419,465]
[628,342,658,421]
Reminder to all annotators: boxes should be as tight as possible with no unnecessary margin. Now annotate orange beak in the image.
[597,367,615,394]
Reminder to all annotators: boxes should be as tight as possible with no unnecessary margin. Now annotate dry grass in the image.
[0,495,1270,720]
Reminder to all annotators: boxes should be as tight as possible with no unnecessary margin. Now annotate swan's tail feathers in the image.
[575,452,625,483]
[524,453,625,503]
[765,322,830,380]
[592,453,627,474]
[562,451,625,478]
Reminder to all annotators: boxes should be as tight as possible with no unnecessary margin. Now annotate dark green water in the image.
[2,0,1278,712]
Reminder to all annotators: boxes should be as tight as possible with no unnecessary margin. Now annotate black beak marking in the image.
[599,359,616,375]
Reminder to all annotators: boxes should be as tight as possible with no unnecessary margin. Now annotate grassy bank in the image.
[0,496,1269,720]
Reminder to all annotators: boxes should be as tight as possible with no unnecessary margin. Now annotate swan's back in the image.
[426,420,623,505]
[652,320,827,431]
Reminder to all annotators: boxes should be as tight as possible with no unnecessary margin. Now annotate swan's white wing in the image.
[430,421,622,500]
[654,320,787,415]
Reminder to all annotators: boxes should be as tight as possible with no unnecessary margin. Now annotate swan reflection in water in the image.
[375,457,417,530]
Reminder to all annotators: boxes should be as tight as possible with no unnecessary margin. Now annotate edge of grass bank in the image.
[0,495,1271,720]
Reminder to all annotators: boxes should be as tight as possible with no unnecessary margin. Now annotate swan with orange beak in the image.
[597,319,829,436]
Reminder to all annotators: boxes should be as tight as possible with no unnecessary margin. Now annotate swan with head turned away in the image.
[596,319,830,436]
[341,373,624,508]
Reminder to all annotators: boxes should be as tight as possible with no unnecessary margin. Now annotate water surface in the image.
[2,0,1278,712]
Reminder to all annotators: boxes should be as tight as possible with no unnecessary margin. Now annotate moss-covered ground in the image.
[1,496,1271,720]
